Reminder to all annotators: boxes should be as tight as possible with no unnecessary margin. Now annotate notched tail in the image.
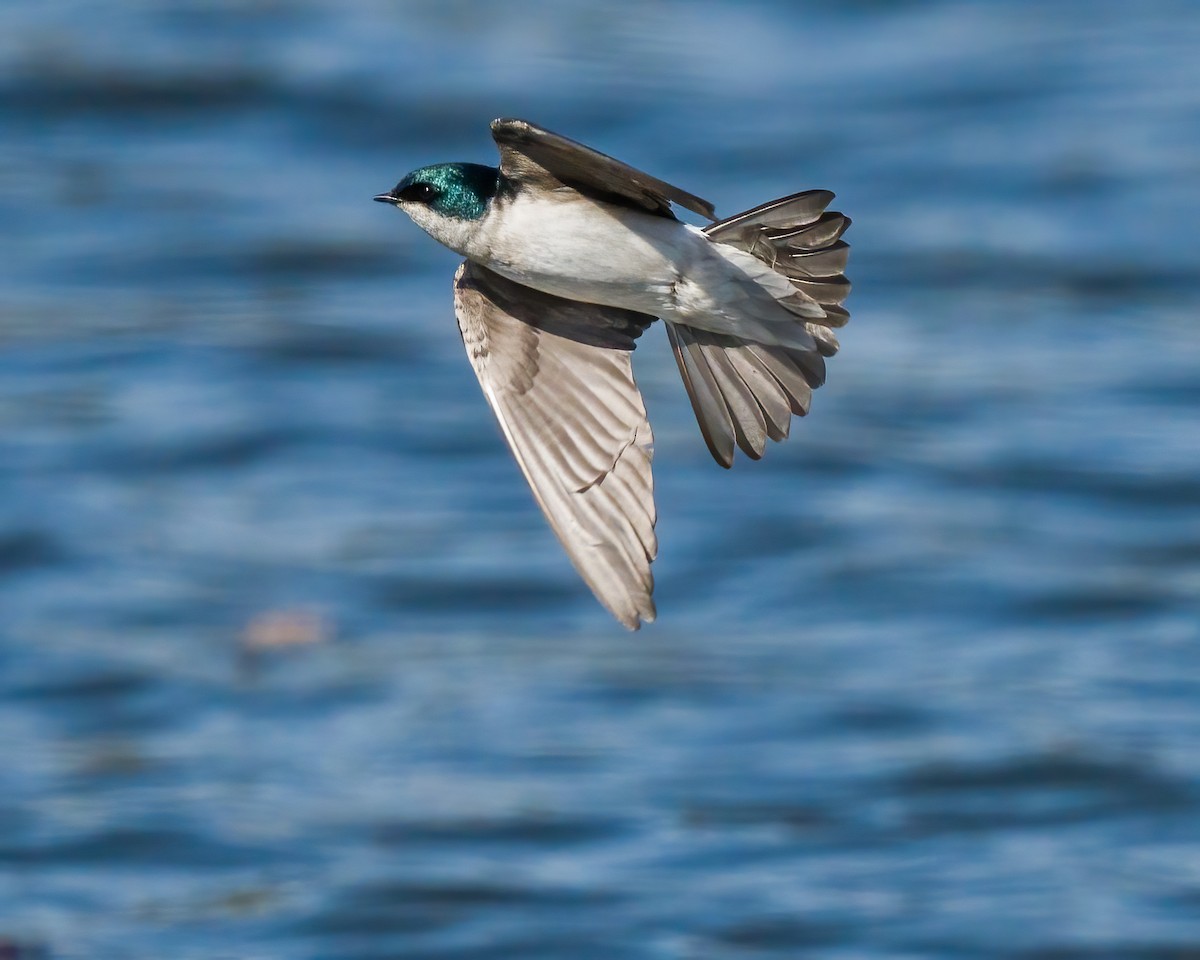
[667,189,852,467]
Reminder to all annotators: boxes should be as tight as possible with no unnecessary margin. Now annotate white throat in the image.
[398,200,482,258]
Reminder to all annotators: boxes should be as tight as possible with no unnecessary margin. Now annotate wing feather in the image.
[453,261,657,629]
[491,117,716,221]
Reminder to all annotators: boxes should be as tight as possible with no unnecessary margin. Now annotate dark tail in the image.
[665,190,851,467]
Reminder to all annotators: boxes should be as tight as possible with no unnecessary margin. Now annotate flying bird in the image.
[375,118,851,629]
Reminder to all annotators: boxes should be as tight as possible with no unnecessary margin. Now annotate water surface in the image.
[2,2,1199,957]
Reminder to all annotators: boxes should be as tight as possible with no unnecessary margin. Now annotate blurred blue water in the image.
[2,1,1199,957]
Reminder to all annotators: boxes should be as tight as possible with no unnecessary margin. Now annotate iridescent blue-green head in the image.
[375,162,500,255]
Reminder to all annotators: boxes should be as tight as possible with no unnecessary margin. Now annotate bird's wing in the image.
[453,260,658,629]
[490,117,716,221]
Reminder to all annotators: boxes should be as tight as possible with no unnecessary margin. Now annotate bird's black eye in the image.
[396,181,438,204]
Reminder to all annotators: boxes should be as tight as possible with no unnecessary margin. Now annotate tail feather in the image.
[789,275,851,306]
[707,189,836,235]
[666,189,851,465]
[744,342,819,412]
[781,240,849,278]
[769,212,852,250]
[666,323,738,466]
[667,323,826,467]
[722,345,792,443]
[806,322,841,358]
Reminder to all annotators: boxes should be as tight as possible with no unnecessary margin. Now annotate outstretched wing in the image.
[491,117,716,221]
[453,260,658,630]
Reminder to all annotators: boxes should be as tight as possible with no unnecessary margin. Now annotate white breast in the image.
[469,191,704,313]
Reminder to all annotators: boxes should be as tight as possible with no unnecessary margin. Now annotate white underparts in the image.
[420,189,819,349]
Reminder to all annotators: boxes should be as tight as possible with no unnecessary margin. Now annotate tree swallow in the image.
[375,118,851,630]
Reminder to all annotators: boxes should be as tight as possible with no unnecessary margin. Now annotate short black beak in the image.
[373,193,398,204]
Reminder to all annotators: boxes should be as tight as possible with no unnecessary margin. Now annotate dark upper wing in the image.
[453,260,658,630]
[490,117,716,221]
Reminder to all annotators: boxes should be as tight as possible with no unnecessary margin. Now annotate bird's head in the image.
[374,162,500,255]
